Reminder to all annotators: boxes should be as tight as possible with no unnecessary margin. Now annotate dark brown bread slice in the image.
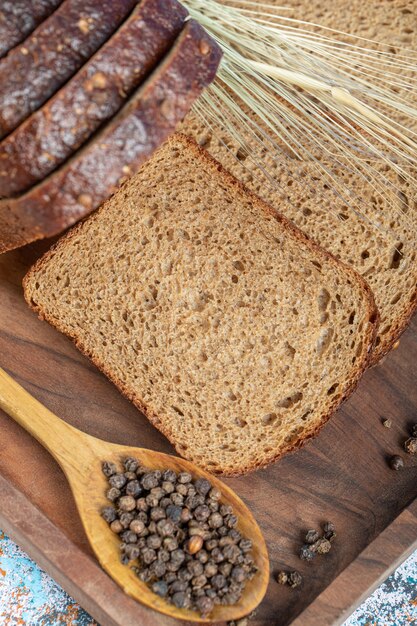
[23,134,378,475]
[0,20,222,254]
[0,0,63,58]
[0,0,139,139]
[0,0,188,197]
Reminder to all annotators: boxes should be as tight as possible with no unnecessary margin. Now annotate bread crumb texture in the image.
[24,136,377,475]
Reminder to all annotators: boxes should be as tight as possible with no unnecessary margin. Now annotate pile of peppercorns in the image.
[100,457,257,616]
[275,521,336,590]
[298,521,336,562]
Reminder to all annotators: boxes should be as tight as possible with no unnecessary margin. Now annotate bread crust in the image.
[0,0,188,197]
[0,0,63,58]
[24,134,379,476]
[0,0,139,139]
[369,292,417,365]
[0,21,222,254]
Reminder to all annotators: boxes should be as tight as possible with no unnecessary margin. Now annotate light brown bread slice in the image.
[180,0,417,364]
[24,135,378,475]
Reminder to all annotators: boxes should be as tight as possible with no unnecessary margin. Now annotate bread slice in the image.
[0,0,63,59]
[180,1,417,364]
[0,20,222,254]
[0,0,138,138]
[24,134,378,475]
[0,0,188,197]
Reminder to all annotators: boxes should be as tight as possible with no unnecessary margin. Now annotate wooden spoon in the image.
[0,367,269,623]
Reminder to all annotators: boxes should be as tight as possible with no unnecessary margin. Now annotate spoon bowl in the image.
[0,367,269,622]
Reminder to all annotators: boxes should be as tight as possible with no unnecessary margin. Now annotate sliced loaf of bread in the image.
[0,20,222,254]
[24,134,378,475]
[180,0,417,363]
[0,0,138,138]
[0,0,188,197]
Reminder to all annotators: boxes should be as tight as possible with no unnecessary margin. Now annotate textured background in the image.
[0,531,416,626]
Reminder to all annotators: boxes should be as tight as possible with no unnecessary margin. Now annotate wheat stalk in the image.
[183,0,417,233]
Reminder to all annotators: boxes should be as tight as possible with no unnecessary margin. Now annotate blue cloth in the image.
[0,530,416,625]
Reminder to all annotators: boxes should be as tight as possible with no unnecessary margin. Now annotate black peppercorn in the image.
[276,571,288,585]
[412,423,417,437]
[102,461,117,477]
[129,519,145,534]
[196,596,214,616]
[178,472,192,484]
[162,481,175,494]
[150,506,166,522]
[305,529,319,544]
[225,514,238,529]
[141,472,160,490]
[166,504,182,523]
[194,504,211,522]
[120,530,137,543]
[126,479,142,498]
[123,544,140,561]
[389,455,404,470]
[157,518,175,537]
[142,548,157,565]
[106,487,121,502]
[152,580,168,597]
[404,438,417,455]
[151,561,167,578]
[170,493,184,506]
[208,512,223,529]
[172,591,191,609]
[101,506,117,523]
[239,538,252,552]
[171,549,186,564]
[138,568,152,582]
[323,522,335,534]
[178,567,193,582]
[110,519,123,534]
[118,495,136,512]
[109,473,127,490]
[299,545,315,561]
[124,457,139,473]
[170,580,188,594]
[231,566,247,582]
[313,538,332,555]
[194,478,212,496]
[119,512,134,528]
[288,571,302,588]
[147,534,162,549]
[162,469,177,482]
[211,548,225,563]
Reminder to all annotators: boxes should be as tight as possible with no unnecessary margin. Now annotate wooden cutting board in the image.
[0,242,416,626]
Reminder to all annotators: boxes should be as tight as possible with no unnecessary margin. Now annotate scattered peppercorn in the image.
[314,538,332,555]
[389,455,404,470]
[382,418,392,429]
[299,544,315,561]
[412,424,417,438]
[305,529,319,544]
[100,458,257,616]
[322,522,336,541]
[404,437,417,455]
[288,571,302,588]
[276,571,288,585]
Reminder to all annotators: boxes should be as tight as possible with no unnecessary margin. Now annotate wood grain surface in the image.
[0,242,416,626]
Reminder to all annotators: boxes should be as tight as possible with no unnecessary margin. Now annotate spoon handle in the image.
[0,367,97,472]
